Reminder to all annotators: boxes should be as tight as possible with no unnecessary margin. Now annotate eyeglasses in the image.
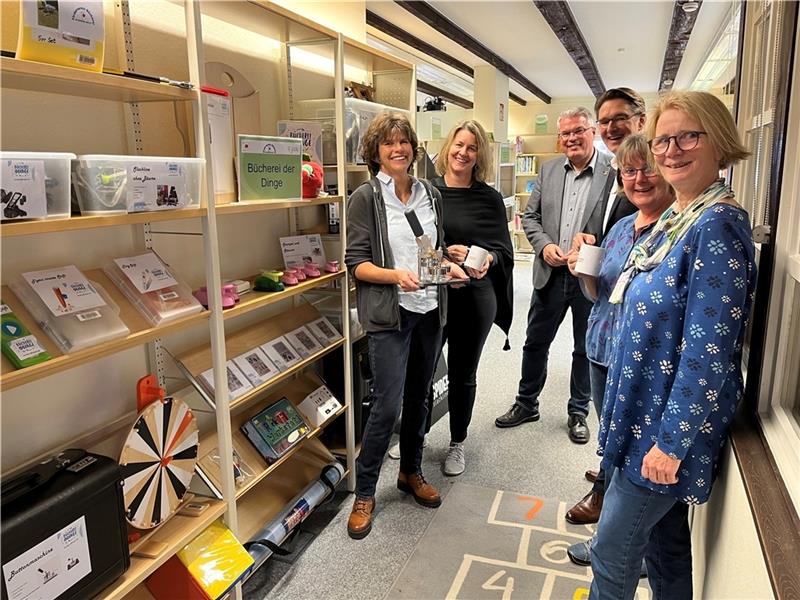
[648,131,706,155]
[620,165,658,180]
[557,126,592,140]
[596,113,641,128]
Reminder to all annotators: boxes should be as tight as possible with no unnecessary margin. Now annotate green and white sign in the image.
[237,135,302,201]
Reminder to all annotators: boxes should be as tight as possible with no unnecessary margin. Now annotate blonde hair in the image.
[435,120,493,182]
[616,134,655,171]
[646,91,749,168]
[360,111,420,176]
[616,134,675,197]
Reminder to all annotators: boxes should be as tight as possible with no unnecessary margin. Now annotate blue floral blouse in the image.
[598,204,757,504]
[586,213,654,368]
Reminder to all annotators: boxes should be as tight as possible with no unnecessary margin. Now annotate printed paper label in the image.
[126,162,188,212]
[279,234,326,269]
[158,291,179,301]
[2,515,92,600]
[75,310,102,322]
[23,266,106,316]
[23,1,104,51]
[9,335,45,360]
[113,253,178,294]
[1,160,47,220]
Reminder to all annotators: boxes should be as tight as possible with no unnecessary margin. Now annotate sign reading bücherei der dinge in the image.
[237,135,302,201]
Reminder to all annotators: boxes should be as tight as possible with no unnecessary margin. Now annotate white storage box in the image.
[1,151,75,220]
[295,99,410,165]
[72,155,204,215]
[103,251,203,326]
[9,267,130,353]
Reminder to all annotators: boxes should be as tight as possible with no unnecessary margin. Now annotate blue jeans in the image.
[589,361,609,493]
[516,268,592,416]
[356,307,441,498]
[590,470,692,600]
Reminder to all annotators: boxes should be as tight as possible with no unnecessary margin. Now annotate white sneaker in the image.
[387,437,428,460]
[443,442,466,476]
[388,442,401,459]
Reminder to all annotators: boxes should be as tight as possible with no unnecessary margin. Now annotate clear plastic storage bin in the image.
[72,155,204,215]
[295,99,410,165]
[1,151,75,220]
[9,274,130,354]
[103,251,203,326]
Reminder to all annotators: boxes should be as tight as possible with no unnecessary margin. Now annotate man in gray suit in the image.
[495,107,616,444]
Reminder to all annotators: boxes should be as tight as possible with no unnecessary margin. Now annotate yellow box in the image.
[16,0,104,72]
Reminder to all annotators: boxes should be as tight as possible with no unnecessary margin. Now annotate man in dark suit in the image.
[495,107,616,444]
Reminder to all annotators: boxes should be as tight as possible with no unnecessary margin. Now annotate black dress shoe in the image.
[568,414,590,444]
[495,404,540,428]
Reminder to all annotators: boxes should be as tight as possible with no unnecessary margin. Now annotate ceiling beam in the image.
[394,1,551,103]
[659,1,703,90]
[531,0,605,97]
[417,80,473,109]
[366,11,527,107]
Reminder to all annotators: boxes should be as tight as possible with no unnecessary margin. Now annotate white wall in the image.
[690,444,773,599]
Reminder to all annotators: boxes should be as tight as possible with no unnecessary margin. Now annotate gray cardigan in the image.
[344,177,448,332]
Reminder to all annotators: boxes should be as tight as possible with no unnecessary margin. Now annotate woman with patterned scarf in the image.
[589,91,758,600]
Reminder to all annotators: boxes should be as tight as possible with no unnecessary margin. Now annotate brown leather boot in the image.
[347,496,375,539]
[565,490,603,524]
[397,472,441,508]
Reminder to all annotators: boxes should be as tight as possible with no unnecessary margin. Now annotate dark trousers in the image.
[589,360,609,493]
[443,281,496,443]
[356,307,442,498]
[516,267,592,416]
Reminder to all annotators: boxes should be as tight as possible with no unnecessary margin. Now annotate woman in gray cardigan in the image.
[344,111,465,539]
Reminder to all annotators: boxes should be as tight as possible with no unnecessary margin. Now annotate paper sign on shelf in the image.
[126,162,189,212]
[279,234,326,269]
[22,266,106,317]
[113,252,178,294]
[237,135,302,201]
[2,515,92,600]
[1,159,47,220]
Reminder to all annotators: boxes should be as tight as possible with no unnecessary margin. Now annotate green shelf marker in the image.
[1,302,52,369]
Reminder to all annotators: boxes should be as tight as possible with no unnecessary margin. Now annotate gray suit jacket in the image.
[522,150,616,289]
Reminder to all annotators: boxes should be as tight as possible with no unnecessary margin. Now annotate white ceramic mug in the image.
[575,244,605,277]
[463,245,489,270]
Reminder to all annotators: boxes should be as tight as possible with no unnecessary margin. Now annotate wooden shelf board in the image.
[0,269,209,391]
[97,500,227,600]
[343,37,414,71]
[214,196,342,216]
[516,172,537,177]
[195,373,346,502]
[247,0,339,40]
[0,208,207,237]
[176,303,345,411]
[222,271,344,321]
[1,57,195,102]
[236,437,337,542]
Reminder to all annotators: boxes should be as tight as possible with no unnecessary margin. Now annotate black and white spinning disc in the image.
[119,396,198,529]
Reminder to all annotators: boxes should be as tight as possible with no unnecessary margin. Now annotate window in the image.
[735,0,800,511]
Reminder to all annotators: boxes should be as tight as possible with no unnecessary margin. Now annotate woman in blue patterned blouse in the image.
[589,91,757,600]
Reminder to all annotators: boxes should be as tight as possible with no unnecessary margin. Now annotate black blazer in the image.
[603,192,638,238]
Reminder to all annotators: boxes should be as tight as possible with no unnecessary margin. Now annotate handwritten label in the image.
[113,252,178,294]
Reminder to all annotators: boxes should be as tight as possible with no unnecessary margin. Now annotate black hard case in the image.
[1,452,130,600]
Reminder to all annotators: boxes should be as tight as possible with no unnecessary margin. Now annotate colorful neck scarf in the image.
[609,179,733,304]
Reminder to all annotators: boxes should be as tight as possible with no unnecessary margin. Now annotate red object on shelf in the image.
[200,85,230,97]
[136,374,165,412]
[146,556,211,600]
